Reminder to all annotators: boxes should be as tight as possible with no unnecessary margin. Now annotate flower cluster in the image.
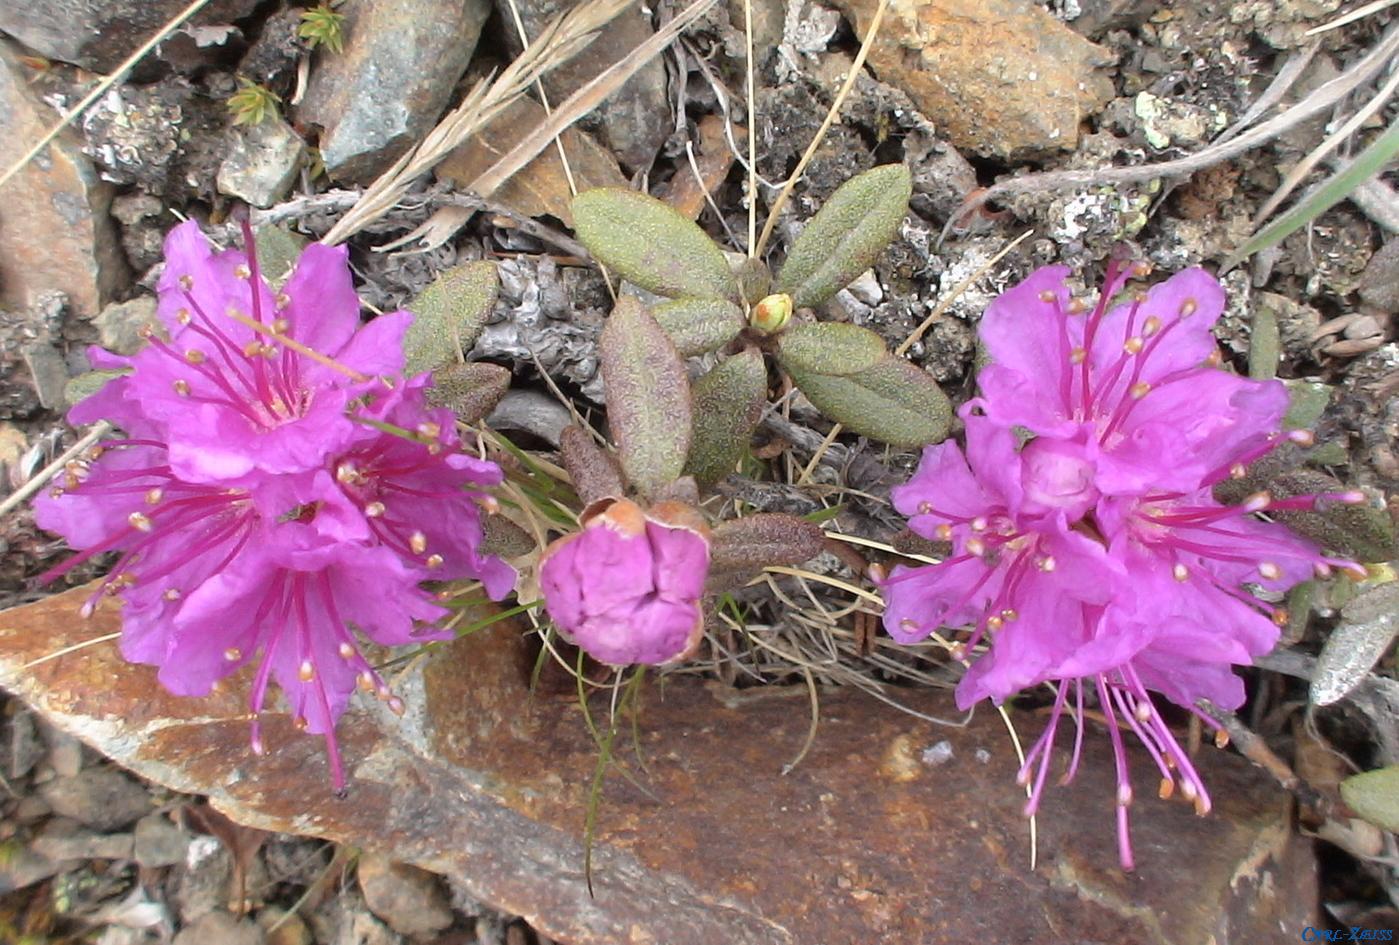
[882,259,1363,867]
[36,221,514,791]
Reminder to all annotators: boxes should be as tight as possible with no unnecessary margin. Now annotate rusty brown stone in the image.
[0,40,125,316]
[0,585,1315,943]
[827,0,1117,161]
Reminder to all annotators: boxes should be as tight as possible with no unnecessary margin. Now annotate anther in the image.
[184,349,206,363]
[233,264,251,279]
[1272,608,1290,627]
[163,588,181,601]
[388,697,406,716]
[178,274,194,290]
[173,379,191,396]
[338,642,355,660]
[1067,298,1088,315]
[1214,729,1230,749]
[272,318,290,333]
[948,642,967,661]
[409,531,428,555]
[1158,778,1175,800]
[294,716,309,731]
[1142,315,1162,337]
[275,292,290,307]
[1129,260,1152,278]
[918,501,932,514]
[1123,336,1144,355]
[1038,290,1057,303]
[1229,463,1247,479]
[1134,701,1152,723]
[1242,491,1271,512]
[478,495,499,514]
[224,647,242,661]
[1129,382,1151,399]
[1117,784,1134,807]
[176,308,192,325]
[868,562,887,582]
[364,502,385,517]
[1205,349,1223,367]
[1179,298,1197,317]
[935,523,953,541]
[138,324,156,339]
[243,340,262,357]
[128,512,153,532]
[986,615,1004,631]
[1037,555,1057,572]
[145,488,163,505]
[965,537,986,557]
[1172,563,1189,582]
[1070,346,1087,364]
[899,618,919,634]
[1287,429,1315,447]
[1258,561,1281,581]
[298,660,314,682]
[1001,609,1018,621]
[358,672,375,692]
[425,554,444,568]
[971,516,988,532]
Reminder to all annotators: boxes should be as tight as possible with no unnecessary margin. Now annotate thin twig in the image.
[1214,41,1320,145]
[0,0,214,190]
[754,0,890,258]
[0,422,111,519]
[943,24,1399,244]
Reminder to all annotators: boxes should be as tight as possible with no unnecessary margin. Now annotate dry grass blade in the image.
[1214,41,1319,145]
[1307,0,1399,36]
[468,0,721,199]
[754,0,891,258]
[943,23,1399,244]
[0,0,214,190]
[0,421,111,519]
[320,0,631,245]
[1253,63,1399,226]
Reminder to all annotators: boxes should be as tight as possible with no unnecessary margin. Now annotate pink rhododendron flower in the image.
[883,261,1365,868]
[539,498,709,665]
[36,221,514,790]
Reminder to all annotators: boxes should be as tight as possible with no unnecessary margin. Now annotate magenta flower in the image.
[539,498,710,665]
[36,221,515,790]
[883,261,1365,868]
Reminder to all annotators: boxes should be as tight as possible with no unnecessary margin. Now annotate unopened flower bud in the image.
[749,293,794,334]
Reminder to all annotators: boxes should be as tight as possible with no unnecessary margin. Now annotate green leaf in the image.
[1248,299,1279,380]
[710,513,826,574]
[1282,380,1331,431]
[685,348,767,486]
[251,224,307,288]
[1341,766,1399,833]
[1224,118,1399,272]
[774,164,912,310]
[774,322,887,377]
[559,425,625,510]
[652,298,746,357]
[1217,465,1398,562]
[1312,583,1399,706]
[788,355,952,447]
[599,298,692,496]
[403,260,500,375]
[425,361,511,424]
[572,188,738,301]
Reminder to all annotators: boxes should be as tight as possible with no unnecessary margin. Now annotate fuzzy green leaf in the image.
[403,260,500,375]
[252,224,307,287]
[775,322,887,377]
[710,512,826,574]
[774,164,911,309]
[685,348,767,486]
[1248,300,1279,380]
[1341,766,1399,833]
[572,188,738,301]
[653,298,746,357]
[599,298,692,496]
[425,361,511,425]
[1282,380,1331,431]
[788,355,951,447]
[1217,465,1397,562]
[64,369,127,408]
[1312,583,1399,706]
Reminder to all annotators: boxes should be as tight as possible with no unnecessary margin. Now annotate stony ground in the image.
[0,0,1397,940]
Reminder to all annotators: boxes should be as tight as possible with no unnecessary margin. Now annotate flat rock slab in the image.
[0,586,1315,943]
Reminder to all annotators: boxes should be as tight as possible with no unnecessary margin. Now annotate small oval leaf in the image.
[559,425,626,510]
[788,355,952,447]
[599,298,692,496]
[573,188,738,301]
[403,260,500,375]
[425,361,511,425]
[653,298,746,357]
[1312,583,1399,707]
[685,348,767,487]
[775,322,887,377]
[710,513,826,574]
[774,164,912,310]
[1341,766,1399,833]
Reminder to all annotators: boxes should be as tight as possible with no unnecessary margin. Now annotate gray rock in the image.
[175,836,233,924]
[6,706,42,779]
[21,340,69,409]
[32,820,135,861]
[95,296,158,356]
[0,0,258,73]
[217,118,306,209]
[0,41,125,316]
[39,767,151,830]
[486,389,572,447]
[173,911,266,945]
[1360,239,1399,313]
[0,842,69,894]
[297,0,490,184]
[495,0,669,171]
[356,854,454,938]
[133,813,189,868]
[39,719,84,778]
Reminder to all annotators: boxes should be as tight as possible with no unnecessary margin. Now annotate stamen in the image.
[173,379,191,396]
[1258,561,1281,581]
[425,554,444,568]
[1172,563,1189,582]
[163,588,181,601]
[1179,298,1197,317]
[409,532,428,555]
[1037,555,1056,572]
[1142,315,1162,337]
[298,660,315,682]
[185,349,206,364]
[1123,336,1144,355]
[365,502,385,518]
[935,524,953,541]
[1038,290,1057,302]
[234,264,251,279]
[1129,382,1150,399]
[971,517,988,532]
[128,512,153,532]
[1070,346,1087,364]
[1158,777,1174,799]
[224,647,242,661]
[965,537,986,557]
[145,488,163,504]
[338,642,355,660]
[179,274,194,290]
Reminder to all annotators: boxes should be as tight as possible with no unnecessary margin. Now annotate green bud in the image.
[750,293,793,334]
